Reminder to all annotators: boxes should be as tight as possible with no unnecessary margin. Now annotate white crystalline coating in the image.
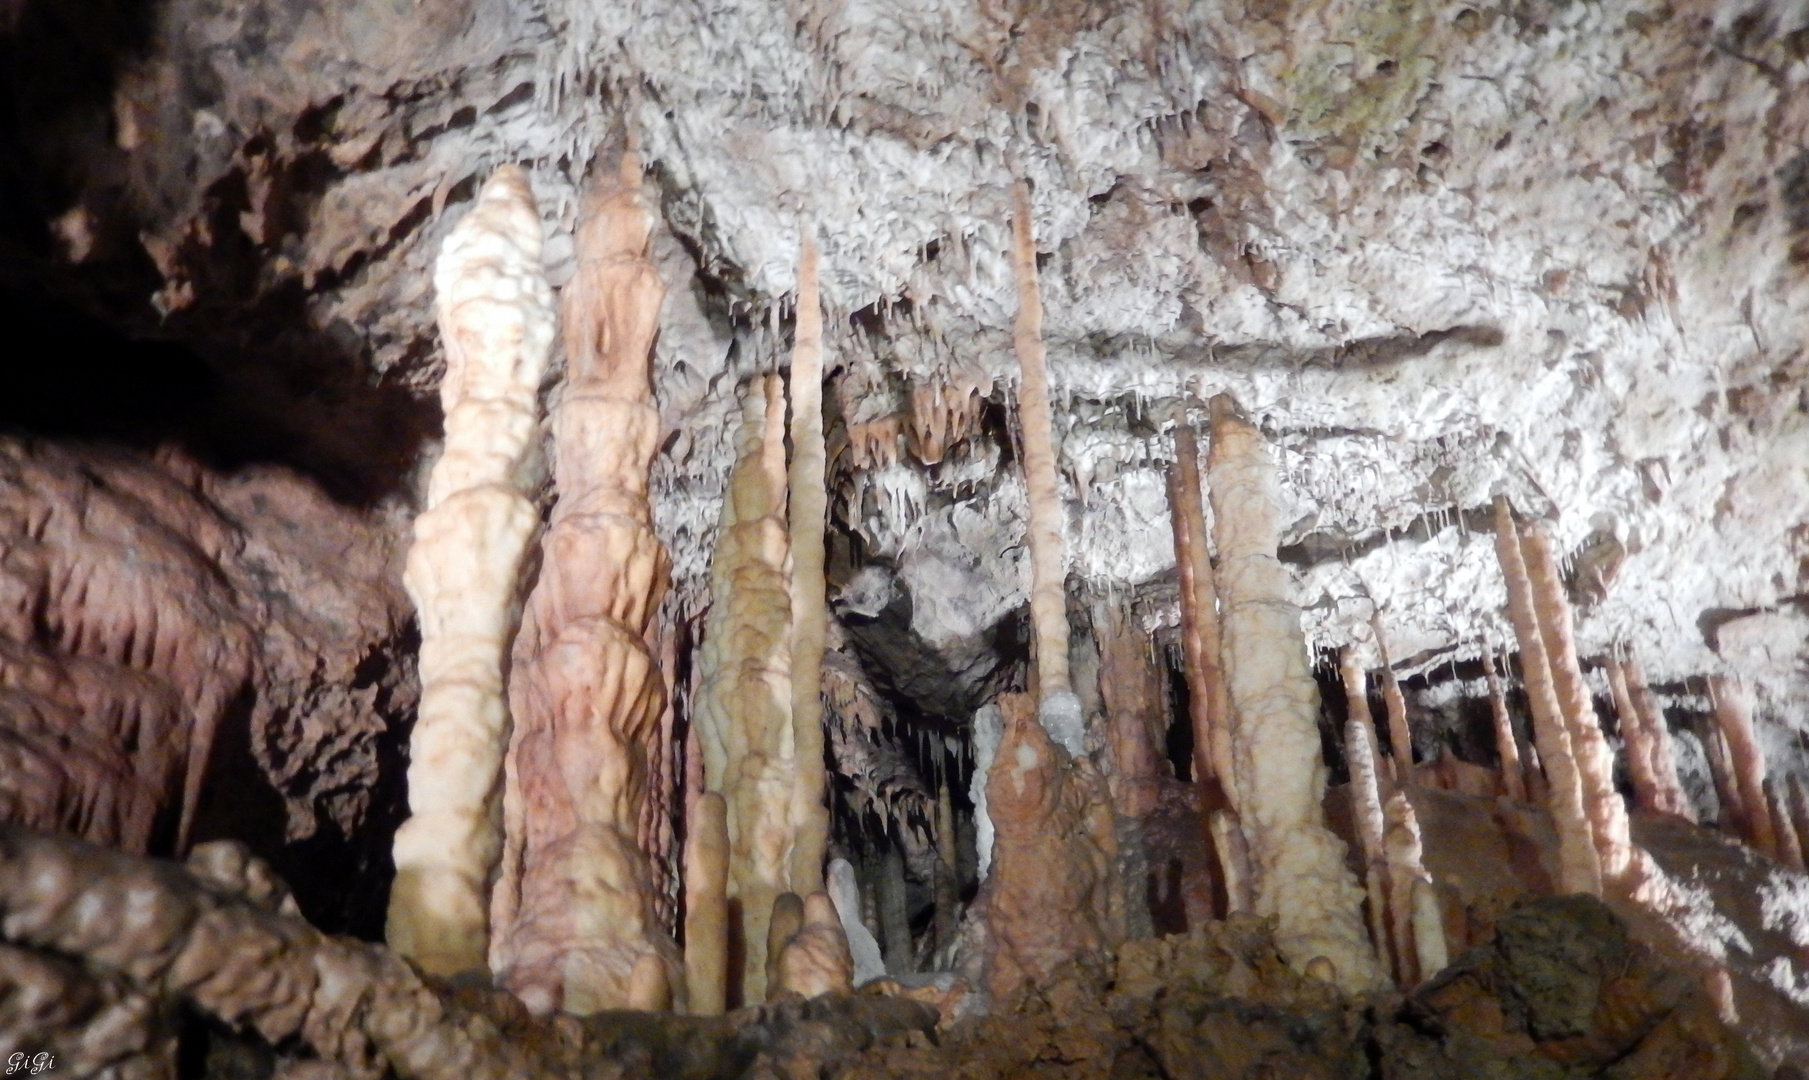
[1209,401,1383,994]
[388,166,555,976]
[1038,690,1087,760]
[970,703,1003,883]
[828,858,886,986]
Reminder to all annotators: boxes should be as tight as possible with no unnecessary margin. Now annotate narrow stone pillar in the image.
[1008,180,1082,756]
[1490,497,1601,896]
[1483,649,1528,802]
[1710,675,1778,859]
[1168,421,1235,806]
[788,236,830,895]
[683,792,730,1015]
[1787,777,1809,872]
[1703,722,1747,839]
[1606,656,1663,815]
[1206,395,1381,993]
[388,166,554,975]
[1094,599,1167,820]
[1383,792,1433,986]
[1623,652,1695,821]
[1343,710,1394,981]
[1769,780,1805,872]
[1370,618,1414,784]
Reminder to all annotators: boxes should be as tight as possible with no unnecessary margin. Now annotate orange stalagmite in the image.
[1169,420,1236,807]
[1606,656,1662,815]
[1709,675,1778,860]
[1491,497,1601,897]
[388,165,555,975]
[1370,617,1414,785]
[489,156,680,1015]
[684,792,730,1015]
[1206,395,1381,993]
[1519,521,1633,882]
[788,235,830,895]
[1623,652,1694,821]
[1008,180,1082,756]
[1483,649,1528,802]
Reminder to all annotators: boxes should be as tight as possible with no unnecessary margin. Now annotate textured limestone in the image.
[1206,396,1380,993]
[1710,676,1778,861]
[772,892,855,1000]
[1624,653,1695,823]
[1167,421,1233,806]
[788,236,831,896]
[683,791,730,1016]
[490,157,680,1015]
[1370,619,1415,785]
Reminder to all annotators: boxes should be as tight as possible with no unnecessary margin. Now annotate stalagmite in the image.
[1704,724,1747,838]
[1710,676,1778,859]
[1789,776,1809,871]
[1370,618,1414,784]
[1624,653,1695,821]
[1520,521,1634,882]
[1409,877,1449,983]
[765,892,806,997]
[933,781,960,955]
[1383,792,1434,986]
[1342,708,1392,979]
[1483,650,1529,802]
[788,235,830,895]
[828,857,885,986]
[1606,656,1664,815]
[683,792,730,1015]
[1209,810,1256,914]
[1008,180,1082,756]
[773,893,855,999]
[489,155,680,1016]
[693,375,796,1004]
[1768,780,1805,872]
[1491,497,1601,897]
[971,703,1003,883]
[1168,421,1235,804]
[1205,395,1381,993]
[388,165,555,975]
[878,846,912,975]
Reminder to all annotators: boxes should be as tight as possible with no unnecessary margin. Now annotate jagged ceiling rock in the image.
[3,0,1806,725]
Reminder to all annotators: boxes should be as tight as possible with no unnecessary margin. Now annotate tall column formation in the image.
[1605,657,1663,815]
[388,165,555,975]
[1709,676,1778,859]
[1341,702,1392,980]
[1519,522,1634,883]
[1370,618,1414,784]
[684,792,730,1015]
[1788,777,1809,870]
[1094,597,1167,819]
[1491,497,1602,897]
[1383,792,1436,986]
[1008,180,1083,756]
[1168,420,1236,806]
[1483,649,1528,802]
[1205,395,1381,993]
[693,375,796,1005]
[788,237,830,895]
[487,157,679,1015]
[1623,653,1694,821]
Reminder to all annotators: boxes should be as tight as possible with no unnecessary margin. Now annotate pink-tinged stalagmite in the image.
[1206,395,1381,993]
[1483,649,1529,803]
[1788,776,1809,871]
[1370,618,1414,785]
[1519,521,1634,883]
[1169,420,1235,806]
[1768,780,1805,872]
[1008,180,1083,756]
[788,235,831,895]
[693,375,797,1006]
[1710,676,1778,860]
[1623,652,1695,822]
[1704,724,1747,839]
[684,791,730,1015]
[388,165,555,976]
[489,156,681,1015]
[1491,497,1601,897]
[1606,655,1664,816]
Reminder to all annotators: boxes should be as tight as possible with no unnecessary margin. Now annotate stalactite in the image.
[1787,776,1809,872]
[1709,676,1778,860]
[693,375,796,1005]
[1606,656,1663,815]
[488,155,680,1016]
[788,235,830,896]
[1370,618,1414,784]
[1383,792,1433,986]
[1703,723,1747,839]
[683,791,730,1015]
[906,377,989,465]
[388,165,555,976]
[1767,779,1805,872]
[1519,521,1634,883]
[1491,497,1601,897]
[1483,650,1529,802]
[1168,422,1235,808]
[1008,180,1082,756]
[1623,652,1694,822]
[1206,395,1381,993]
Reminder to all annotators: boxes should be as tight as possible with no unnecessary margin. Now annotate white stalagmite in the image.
[387,165,554,975]
[1383,792,1434,986]
[788,236,830,895]
[827,857,885,986]
[971,702,1003,883]
[1520,522,1634,883]
[1491,497,1601,897]
[1342,703,1392,978]
[1008,180,1083,757]
[693,375,796,1005]
[1483,649,1528,803]
[1710,675,1778,860]
[1623,652,1694,822]
[1409,877,1449,984]
[1206,395,1382,993]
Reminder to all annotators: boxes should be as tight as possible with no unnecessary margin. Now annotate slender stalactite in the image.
[388,166,554,975]
[1169,420,1235,806]
[489,155,680,1016]
[1768,779,1806,872]
[1483,649,1528,802]
[1370,618,1414,784]
[1606,656,1663,815]
[684,792,730,1015]
[1491,497,1601,897]
[788,236,830,895]
[1710,675,1778,859]
[1519,521,1633,882]
[1206,395,1381,993]
[1008,179,1082,756]
[693,375,796,1005]
[1623,652,1694,822]
[1704,722,1747,839]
